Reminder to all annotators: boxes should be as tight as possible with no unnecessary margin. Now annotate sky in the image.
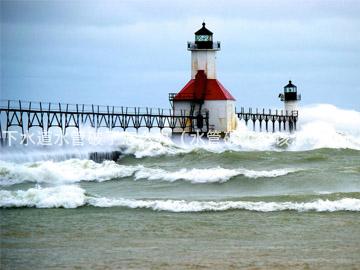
[1,0,359,110]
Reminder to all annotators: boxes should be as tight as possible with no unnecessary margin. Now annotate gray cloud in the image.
[1,0,359,109]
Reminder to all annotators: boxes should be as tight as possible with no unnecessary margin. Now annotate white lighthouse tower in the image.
[190,22,217,79]
[171,22,237,133]
[279,80,301,114]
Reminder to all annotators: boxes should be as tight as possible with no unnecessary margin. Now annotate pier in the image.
[0,100,209,141]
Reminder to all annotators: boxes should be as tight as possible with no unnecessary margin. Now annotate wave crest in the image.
[0,185,86,208]
[0,159,140,186]
[90,197,360,212]
[0,159,300,186]
[134,167,300,183]
[1,186,360,212]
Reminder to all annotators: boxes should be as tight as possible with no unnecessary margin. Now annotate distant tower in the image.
[279,80,301,113]
[171,22,237,133]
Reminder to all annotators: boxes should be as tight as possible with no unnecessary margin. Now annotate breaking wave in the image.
[90,197,360,212]
[0,185,86,209]
[1,185,359,212]
[0,159,300,186]
[0,104,359,163]
[133,167,300,183]
[0,159,140,186]
[227,104,360,151]
[107,104,360,153]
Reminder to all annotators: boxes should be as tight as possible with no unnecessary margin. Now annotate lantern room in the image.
[279,80,301,113]
[194,22,213,49]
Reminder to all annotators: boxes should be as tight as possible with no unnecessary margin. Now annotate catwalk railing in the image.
[0,100,299,142]
[0,100,209,140]
[236,107,298,132]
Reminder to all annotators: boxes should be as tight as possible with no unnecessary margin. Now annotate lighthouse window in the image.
[286,87,295,92]
[196,35,210,42]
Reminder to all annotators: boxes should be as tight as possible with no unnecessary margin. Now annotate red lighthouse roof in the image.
[174,70,235,101]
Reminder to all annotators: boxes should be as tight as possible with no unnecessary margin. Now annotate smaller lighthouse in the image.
[279,80,301,114]
[171,22,237,133]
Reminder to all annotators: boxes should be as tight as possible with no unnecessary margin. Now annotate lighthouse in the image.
[279,80,301,114]
[171,22,237,133]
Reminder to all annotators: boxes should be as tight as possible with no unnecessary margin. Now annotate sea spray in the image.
[1,104,359,163]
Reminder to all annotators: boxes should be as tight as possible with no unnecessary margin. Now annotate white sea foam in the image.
[0,159,300,186]
[134,167,300,183]
[90,197,360,212]
[1,185,359,212]
[227,104,360,151]
[0,159,140,186]
[0,185,86,208]
[85,129,187,158]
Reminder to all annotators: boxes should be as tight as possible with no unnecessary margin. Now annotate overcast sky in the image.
[1,0,359,110]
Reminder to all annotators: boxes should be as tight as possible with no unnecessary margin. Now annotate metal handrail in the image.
[236,107,299,117]
[0,99,191,115]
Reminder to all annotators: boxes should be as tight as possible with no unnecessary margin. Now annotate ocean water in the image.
[1,104,360,269]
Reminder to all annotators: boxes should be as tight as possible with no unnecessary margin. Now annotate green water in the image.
[1,208,360,269]
[1,148,360,269]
